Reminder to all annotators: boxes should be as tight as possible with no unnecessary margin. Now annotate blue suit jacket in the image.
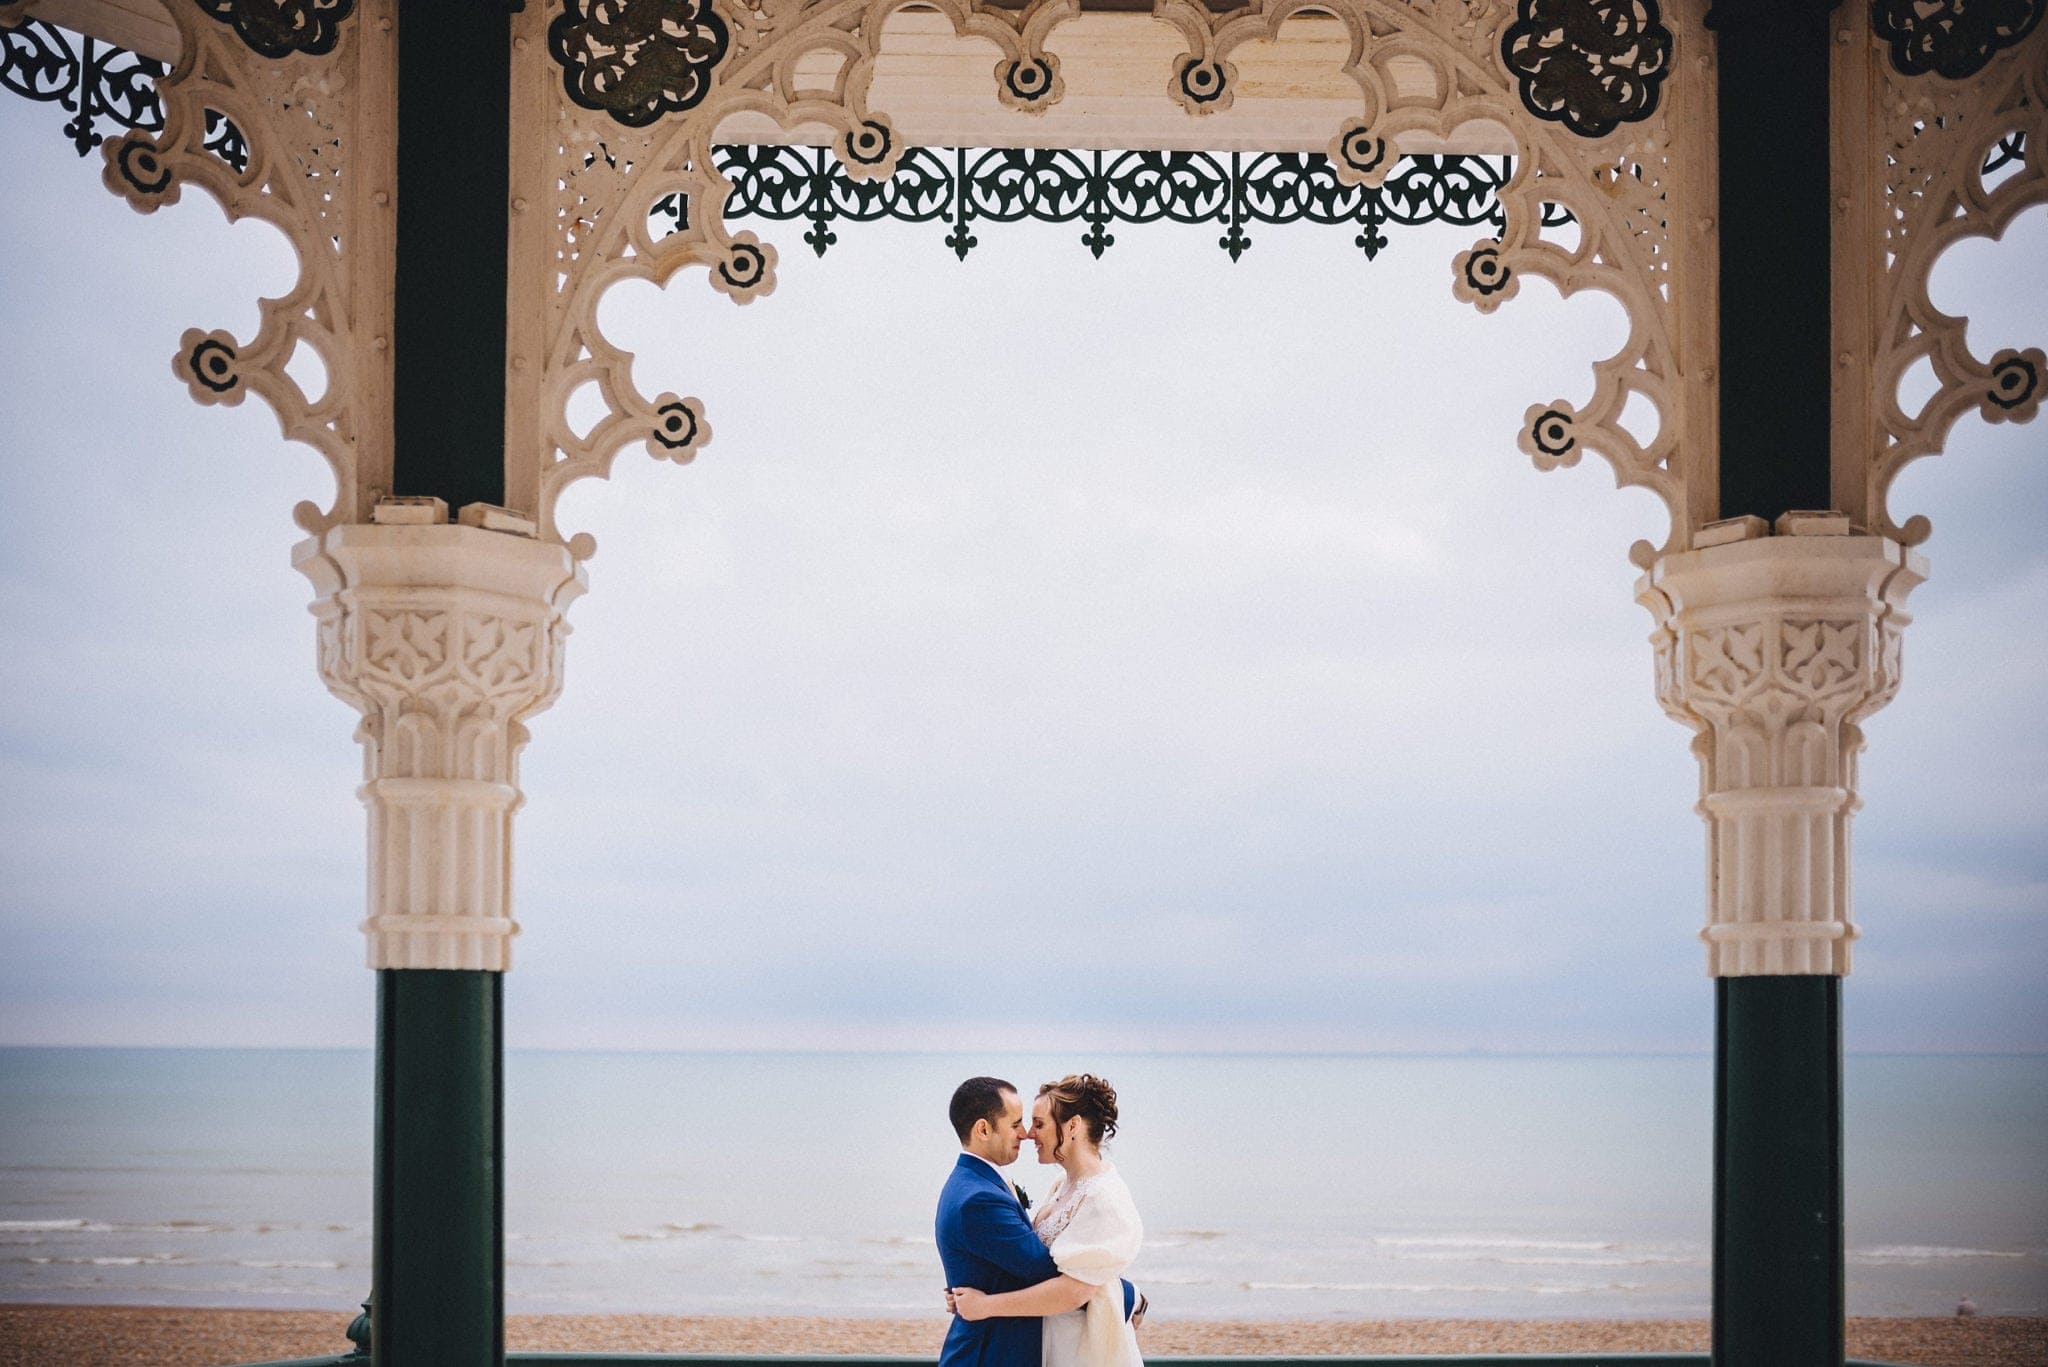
[935,1154,1136,1367]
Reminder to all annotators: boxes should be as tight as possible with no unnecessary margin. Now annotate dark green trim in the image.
[1708,0,1839,521]
[374,970,505,1367]
[392,0,512,511]
[1714,976,1844,1367]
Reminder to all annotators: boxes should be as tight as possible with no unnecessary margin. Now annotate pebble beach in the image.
[2,1308,2044,1367]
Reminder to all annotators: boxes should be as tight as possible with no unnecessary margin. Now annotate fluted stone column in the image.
[1639,514,1925,1365]
[295,510,585,1367]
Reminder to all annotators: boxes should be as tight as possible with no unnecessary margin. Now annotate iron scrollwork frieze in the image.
[690,144,1577,264]
[0,20,162,156]
[1,19,250,169]
[7,21,2031,267]
[0,22,1540,260]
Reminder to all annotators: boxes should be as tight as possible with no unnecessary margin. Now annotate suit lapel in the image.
[955,1151,1016,1206]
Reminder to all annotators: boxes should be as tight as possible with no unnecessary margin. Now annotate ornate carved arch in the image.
[10,0,2039,564]
[6,0,398,534]
[515,0,1707,571]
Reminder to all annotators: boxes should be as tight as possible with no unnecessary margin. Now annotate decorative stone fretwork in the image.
[3,27,1553,267]
[23,1,1712,570]
[1638,523,1927,977]
[42,0,396,531]
[514,0,1717,569]
[294,520,587,971]
[1836,5,2046,545]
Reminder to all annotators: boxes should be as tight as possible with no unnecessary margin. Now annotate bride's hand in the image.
[943,1287,958,1315]
[951,1287,991,1321]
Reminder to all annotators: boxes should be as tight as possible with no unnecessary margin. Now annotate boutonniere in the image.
[1012,1181,1032,1212]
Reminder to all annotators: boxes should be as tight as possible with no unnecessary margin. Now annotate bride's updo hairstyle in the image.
[1038,1073,1119,1159]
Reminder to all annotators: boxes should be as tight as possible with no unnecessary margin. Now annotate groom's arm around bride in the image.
[935,1077,1138,1367]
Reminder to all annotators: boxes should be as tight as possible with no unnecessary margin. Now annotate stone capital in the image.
[294,523,587,971]
[1638,527,1927,976]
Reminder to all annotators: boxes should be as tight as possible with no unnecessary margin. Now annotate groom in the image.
[936,1076,1141,1367]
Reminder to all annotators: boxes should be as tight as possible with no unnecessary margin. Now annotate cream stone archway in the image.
[3,0,2044,1363]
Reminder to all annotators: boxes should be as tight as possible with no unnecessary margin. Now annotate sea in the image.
[0,1049,2042,1320]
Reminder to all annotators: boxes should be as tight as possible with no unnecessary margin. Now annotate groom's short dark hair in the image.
[950,1076,1015,1142]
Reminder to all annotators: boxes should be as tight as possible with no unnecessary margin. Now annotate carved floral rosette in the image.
[1637,529,1927,977]
[294,524,588,970]
[512,0,1711,569]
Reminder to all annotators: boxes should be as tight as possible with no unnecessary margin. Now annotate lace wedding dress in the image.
[1030,1167,1143,1367]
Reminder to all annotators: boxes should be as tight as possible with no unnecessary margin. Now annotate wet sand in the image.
[2,1307,2045,1367]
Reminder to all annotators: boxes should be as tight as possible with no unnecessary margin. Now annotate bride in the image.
[951,1074,1143,1367]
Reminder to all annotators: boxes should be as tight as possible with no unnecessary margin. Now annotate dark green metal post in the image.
[392,0,512,511]
[1710,0,1838,521]
[374,971,506,1367]
[374,5,516,1365]
[1704,4,1847,1364]
[1714,978,1845,1366]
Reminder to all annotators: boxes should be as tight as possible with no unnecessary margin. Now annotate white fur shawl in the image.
[1047,1167,1143,1367]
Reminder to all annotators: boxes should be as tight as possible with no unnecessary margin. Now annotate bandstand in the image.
[1,1,2042,1365]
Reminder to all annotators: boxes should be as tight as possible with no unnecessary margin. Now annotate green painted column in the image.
[370,3,517,1364]
[300,522,582,1367]
[1702,4,1848,1362]
[1714,977,1844,1366]
[373,971,505,1367]
[391,0,513,511]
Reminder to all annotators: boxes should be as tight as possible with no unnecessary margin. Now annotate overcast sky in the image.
[1,102,2043,1055]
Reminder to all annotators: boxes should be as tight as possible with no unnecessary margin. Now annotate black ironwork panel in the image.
[1501,0,1673,139]
[195,0,356,60]
[550,0,728,126]
[707,143,1581,264]
[1872,0,2044,79]
[0,20,164,157]
[1,18,252,171]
